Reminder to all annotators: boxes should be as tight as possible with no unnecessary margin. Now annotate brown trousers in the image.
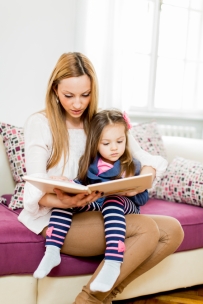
[42,212,184,303]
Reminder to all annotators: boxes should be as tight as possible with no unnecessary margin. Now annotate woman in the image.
[18,52,184,304]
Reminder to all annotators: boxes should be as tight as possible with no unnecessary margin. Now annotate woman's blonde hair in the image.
[44,52,98,171]
[77,109,135,185]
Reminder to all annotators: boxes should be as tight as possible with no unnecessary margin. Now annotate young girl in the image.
[34,109,149,293]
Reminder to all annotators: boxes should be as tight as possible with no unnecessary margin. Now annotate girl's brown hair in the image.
[77,109,135,185]
[44,52,98,171]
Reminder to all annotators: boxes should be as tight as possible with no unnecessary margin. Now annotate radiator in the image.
[158,124,197,138]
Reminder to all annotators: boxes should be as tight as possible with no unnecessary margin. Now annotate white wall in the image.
[1,1,202,138]
[0,0,76,126]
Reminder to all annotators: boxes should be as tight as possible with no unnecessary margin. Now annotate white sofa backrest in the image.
[162,136,203,164]
[0,135,203,196]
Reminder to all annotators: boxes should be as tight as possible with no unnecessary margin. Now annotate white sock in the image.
[90,260,121,292]
[33,245,61,279]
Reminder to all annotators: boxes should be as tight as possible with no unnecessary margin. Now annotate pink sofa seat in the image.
[1,195,203,277]
[0,197,102,277]
[141,199,203,252]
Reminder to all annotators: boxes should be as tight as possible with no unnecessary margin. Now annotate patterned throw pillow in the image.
[130,121,167,158]
[151,157,203,207]
[0,122,26,209]
[0,197,7,205]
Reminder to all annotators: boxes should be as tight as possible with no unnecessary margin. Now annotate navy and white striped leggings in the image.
[46,195,139,263]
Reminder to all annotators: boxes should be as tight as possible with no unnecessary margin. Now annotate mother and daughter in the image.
[18,52,184,303]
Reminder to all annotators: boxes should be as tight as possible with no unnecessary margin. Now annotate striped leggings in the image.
[46,195,139,263]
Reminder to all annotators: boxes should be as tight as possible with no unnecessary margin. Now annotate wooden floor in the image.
[115,285,203,304]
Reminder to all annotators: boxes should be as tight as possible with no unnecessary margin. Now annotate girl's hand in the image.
[53,188,102,208]
[124,187,146,196]
[119,187,146,197]
[123,166,156,196]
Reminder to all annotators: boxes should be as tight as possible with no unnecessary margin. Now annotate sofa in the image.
[0,133,203,304]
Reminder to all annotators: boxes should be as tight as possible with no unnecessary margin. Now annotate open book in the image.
[23,173,153,196]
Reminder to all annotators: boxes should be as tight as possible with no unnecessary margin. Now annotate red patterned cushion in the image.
[131,121,167,158]
[0,123,26,209]
[0,197,6,205]
[151,157,203,207]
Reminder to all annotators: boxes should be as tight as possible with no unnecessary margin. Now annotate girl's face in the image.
[98,124,126,164]
[55,75,91,122]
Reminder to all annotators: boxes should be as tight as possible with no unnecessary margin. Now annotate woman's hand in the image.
[39,189,102,209]
[53,189,102,208]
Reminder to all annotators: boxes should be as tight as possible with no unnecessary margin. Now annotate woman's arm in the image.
[23,114,53,215]
[124,132,167,197]
[140,165,156,180]
[24,113,51,175]
[128,132,168,180]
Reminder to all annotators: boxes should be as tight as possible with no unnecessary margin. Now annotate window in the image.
[155,0,203,115]
[75,0,203,119]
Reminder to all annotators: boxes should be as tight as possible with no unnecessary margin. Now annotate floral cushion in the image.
[131,121,167,158]
[0,122,26,209]
[151,157,203,207]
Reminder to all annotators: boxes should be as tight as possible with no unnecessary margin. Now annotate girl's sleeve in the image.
[23,114,52,216]
[128,132,168,184]
[134,190,149,207]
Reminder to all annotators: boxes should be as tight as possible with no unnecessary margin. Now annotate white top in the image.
[18,113,168,234]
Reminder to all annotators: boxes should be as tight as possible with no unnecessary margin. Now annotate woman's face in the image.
[55,75,91,121]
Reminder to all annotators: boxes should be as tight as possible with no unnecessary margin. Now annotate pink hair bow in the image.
[123,111,132,130]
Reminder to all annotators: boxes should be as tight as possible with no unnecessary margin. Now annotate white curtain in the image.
[74,0,155,112]
[74,0,133,111]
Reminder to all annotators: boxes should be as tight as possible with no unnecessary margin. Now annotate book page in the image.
[88,174,153,196]
[23,173,152,196]
[23,176,90,194]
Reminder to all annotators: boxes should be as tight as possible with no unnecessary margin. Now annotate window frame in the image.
[129,0,203,121]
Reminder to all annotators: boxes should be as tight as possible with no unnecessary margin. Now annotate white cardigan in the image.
[18,113,167,234]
